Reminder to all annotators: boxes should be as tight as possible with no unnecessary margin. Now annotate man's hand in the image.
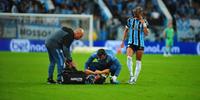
[65,61,76,68]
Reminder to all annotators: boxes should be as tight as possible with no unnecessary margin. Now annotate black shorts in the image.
[127,44,144,52]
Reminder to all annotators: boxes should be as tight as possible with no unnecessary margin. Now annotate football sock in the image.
[127,56,133,77]
[134,60,141,81]
[164,48,167,55]
[169,47,172,55]
[166,47,170,54]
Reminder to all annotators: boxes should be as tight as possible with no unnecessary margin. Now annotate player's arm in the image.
[143,25,148,35]
[84,54,96,74]
[141,21,149,35]
[63,46,71,60]
[63,34,75,67]
[63,46,76,68]
[139,16,149,36]
[121,27,128,48]
[85,54,96,69]
[95,69,110,75]
[85,54,95,75]
[163,29,166,39]
[121,18,131,48]
[172,29,174,37]
[85,69,95,75]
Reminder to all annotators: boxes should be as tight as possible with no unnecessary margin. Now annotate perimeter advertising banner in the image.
[0,39,200,55]
[0,39,47,52]
[104,40,200,55]
[18,25,59,39]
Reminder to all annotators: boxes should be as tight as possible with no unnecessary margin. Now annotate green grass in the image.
[0,52,200,100]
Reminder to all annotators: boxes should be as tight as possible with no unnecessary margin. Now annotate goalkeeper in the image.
[85,49,121,84]
[163,21,174,56]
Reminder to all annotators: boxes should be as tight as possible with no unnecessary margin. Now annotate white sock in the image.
[127,56,133,77]
[134,60,141,82]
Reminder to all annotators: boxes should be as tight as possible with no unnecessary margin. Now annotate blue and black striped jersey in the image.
[126,17,148,47]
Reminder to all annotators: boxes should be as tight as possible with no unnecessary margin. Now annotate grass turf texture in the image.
[0,52,199,100]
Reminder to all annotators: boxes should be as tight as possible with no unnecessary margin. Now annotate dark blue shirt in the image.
[45,27,74,62]
[85,50,119,71]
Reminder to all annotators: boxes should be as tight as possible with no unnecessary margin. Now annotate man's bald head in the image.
[74,28,84,40]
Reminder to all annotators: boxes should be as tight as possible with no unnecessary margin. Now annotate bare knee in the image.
[126,47,134,57]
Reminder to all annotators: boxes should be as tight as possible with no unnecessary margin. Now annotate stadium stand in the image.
[0,0,199,42]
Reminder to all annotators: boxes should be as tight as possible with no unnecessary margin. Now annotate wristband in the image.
[143,23,147,27]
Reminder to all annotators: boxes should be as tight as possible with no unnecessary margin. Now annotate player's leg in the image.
[110,60,121,84]
[127,47,134,76]
[127,45,135,84]
[164,39,169,56]
[113,60,122,78]
[133,49,143,83]
[46,47,56,84]
[168,39,173,56]
[55,49,65,83]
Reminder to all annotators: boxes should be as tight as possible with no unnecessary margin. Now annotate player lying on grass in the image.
[84,49,121,84]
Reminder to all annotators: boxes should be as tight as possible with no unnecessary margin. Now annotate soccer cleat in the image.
[168,53,172,56]
[110,80,120,84]
[47,78,56,84]
[110,77,120,84]
[128,76,136,84]
[57,80,62,84]
[163,53,168,57]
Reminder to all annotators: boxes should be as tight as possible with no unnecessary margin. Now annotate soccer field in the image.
[0,52,199,100]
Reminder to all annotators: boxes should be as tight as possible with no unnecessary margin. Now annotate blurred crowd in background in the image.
[0,0,200,42]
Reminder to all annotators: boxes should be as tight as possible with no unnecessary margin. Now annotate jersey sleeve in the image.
[62,34,72,48]
[84,53,97,70]
[164,28,167,33]
[106,56,114,69]
[126,18,132,29]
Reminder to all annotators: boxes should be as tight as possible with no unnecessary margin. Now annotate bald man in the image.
[45,26,84,84]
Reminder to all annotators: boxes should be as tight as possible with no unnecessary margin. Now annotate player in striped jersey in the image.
[121,7,149,84]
